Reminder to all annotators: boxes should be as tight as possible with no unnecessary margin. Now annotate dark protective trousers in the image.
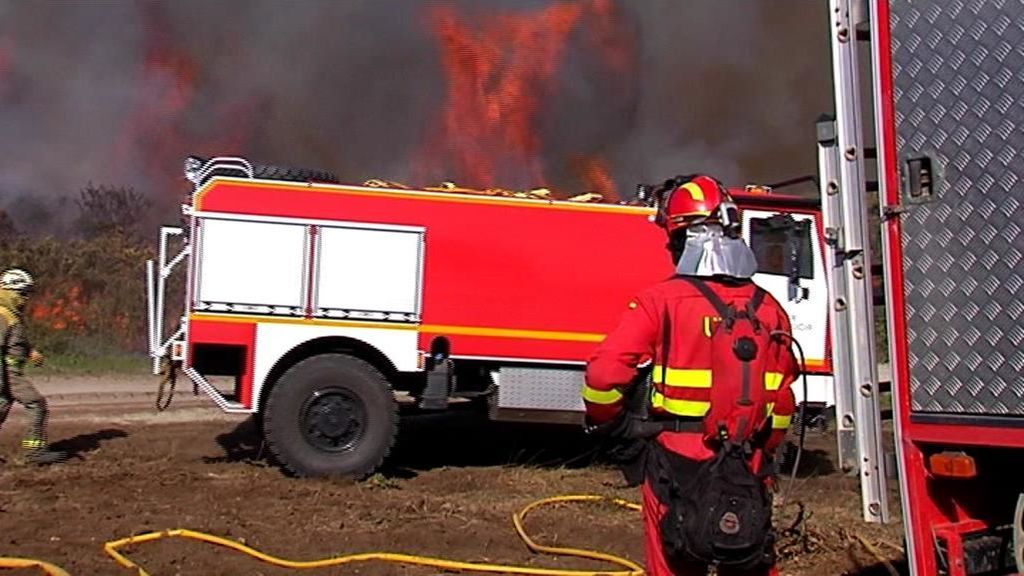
[0,369,49,449]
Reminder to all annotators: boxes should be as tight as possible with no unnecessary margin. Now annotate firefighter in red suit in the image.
[583,175,799,576]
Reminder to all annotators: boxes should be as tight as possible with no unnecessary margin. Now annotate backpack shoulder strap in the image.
[750,286,766,311]
[674,275,731,318]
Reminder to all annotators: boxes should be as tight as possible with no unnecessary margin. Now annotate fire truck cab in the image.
[146,159,830,478]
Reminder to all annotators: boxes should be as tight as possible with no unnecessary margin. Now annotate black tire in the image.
[263,354,398,478]
[251,163,340,184]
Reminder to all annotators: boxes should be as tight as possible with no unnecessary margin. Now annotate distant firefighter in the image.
[0,268,67,465]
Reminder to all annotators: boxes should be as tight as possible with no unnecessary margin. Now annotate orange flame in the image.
[423,2,584,189]
[30,285,87,332]
[569,155,619,201]
[419,1,633,196]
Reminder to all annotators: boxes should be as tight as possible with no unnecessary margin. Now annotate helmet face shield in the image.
[675,224,758,279]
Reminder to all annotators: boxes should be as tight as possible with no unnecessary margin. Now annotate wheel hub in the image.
[301,388,366,452]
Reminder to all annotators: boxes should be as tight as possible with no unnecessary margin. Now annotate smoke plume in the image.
[0,0,830,234]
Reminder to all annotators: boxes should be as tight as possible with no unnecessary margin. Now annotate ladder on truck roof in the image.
[817,0,890,524]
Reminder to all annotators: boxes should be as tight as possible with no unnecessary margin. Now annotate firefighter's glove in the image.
[28,350,44,367]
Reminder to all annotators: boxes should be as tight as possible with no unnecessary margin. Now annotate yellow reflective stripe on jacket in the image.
[21,438,45,449]
[765,401,791,429]
[582,385,623,405]
[654,368,785,391]
[650,391,710,417]
[651,366,712,388]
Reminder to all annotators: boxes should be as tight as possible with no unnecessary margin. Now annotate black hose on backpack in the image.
[770,330,809,505]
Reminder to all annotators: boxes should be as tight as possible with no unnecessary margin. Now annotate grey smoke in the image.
[0,0,830,234]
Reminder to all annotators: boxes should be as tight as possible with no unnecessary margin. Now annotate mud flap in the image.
[419,359,452,411]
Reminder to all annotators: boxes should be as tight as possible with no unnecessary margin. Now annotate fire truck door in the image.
[888,0,1024,420]
[743,209,831,402]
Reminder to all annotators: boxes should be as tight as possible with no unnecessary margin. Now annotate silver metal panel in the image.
[829,0,889,523]
[892,0,1024,415]
[496,367,585,412]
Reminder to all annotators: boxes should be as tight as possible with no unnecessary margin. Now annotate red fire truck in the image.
[823,0,1024,573]
[146,160,830,479]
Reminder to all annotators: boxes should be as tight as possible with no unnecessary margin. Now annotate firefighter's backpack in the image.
[654,276,781,570]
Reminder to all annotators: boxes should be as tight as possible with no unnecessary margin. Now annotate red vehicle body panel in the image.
[189,180,822,369]
[194,179,676,364]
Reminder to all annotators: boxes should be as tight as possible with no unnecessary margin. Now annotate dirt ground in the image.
[0,375,906,575]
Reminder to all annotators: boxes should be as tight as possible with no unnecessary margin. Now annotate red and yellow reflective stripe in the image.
[650,390,710,418]
[582,385,623,405]
[651,366,712,388]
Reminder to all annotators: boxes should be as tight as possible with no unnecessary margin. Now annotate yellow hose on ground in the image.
[102,494,644,576]
[2,494,643,575]
[0,556,70,576]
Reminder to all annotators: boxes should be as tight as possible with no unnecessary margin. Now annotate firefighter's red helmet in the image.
[658,175,734,233]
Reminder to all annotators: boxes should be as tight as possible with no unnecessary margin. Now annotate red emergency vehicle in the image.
[147,159,829,478]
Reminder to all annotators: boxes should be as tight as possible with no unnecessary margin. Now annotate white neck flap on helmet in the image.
[674,223,758,279]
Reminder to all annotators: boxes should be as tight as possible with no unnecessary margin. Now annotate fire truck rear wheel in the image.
[263,354,398,478]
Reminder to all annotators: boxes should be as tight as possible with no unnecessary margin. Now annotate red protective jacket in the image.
[584,276,797,576]
[584,276,799,455]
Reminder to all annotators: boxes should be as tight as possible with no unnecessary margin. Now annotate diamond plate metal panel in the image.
[892,0,1024,415]
[496,367,585,412]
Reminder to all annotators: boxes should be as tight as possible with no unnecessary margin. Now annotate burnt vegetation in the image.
[75,183,152,240]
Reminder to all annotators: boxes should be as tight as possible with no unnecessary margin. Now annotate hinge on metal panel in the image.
[881,204,908,220]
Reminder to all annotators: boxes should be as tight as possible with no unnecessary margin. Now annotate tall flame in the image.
[569,155,619,200]
[420,1,631,193]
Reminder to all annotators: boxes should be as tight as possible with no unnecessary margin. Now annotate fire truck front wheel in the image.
[263,354,398,478]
